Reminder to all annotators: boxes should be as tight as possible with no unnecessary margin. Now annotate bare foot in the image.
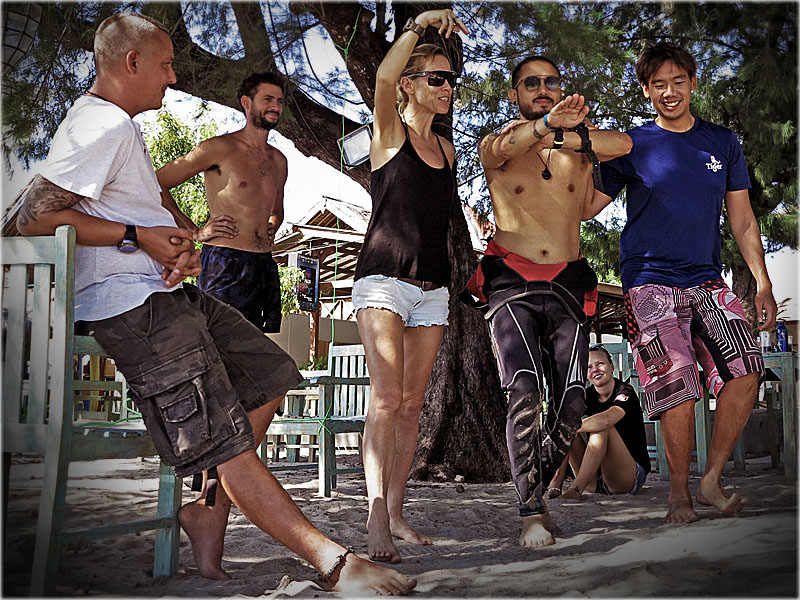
[519,511,559,547]
[324,550,416,596]
[697,477,748,514]
[178,501,232,580]
[367,512,401,563]
[545,487,562,500]
[390,516,432,545]
[561,487,582,501]
[665,497,700,523]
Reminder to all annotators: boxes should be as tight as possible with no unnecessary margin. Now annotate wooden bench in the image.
[2,226,181,595]
[264,344,369,496]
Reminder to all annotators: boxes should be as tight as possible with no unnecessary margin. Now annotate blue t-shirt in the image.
[600,118,750,291]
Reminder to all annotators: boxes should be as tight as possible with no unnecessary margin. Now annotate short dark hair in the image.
[635,41,696,86]
[237,72,285,104]
[511,55,562,88]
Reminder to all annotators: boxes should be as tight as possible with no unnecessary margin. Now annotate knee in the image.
[586,430,608,449]
[368,389,404,415]
[397,393,425,421]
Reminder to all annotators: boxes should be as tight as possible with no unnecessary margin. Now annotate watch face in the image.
[118,241,138,253]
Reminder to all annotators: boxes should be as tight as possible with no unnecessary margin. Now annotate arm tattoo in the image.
[17,175,87,227]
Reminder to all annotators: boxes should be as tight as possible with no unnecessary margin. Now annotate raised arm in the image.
[156,138,239,243]
[479,94,589,170]
[373,10,468,148]
[156,138,217,190]
[725,188,777,330]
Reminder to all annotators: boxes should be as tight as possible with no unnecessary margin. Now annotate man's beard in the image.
[520,100,550,122]
[252,114,279,130]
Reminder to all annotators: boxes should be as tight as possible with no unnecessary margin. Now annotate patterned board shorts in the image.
[625,279,764,420]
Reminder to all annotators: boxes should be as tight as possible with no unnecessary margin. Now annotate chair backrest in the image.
[2,226,76,455]
[327,344,369,417]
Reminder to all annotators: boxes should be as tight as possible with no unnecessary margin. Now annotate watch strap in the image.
[569,123,603,192]
[118,224,138,251]
[553,128,564,149]
[124,224,137,240]
[403,18,426,37]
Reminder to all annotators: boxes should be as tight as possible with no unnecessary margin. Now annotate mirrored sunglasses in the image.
[406,70,458,88]
[516,75,562,92]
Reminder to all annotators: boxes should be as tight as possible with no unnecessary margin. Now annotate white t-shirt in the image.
[40,95,181,321]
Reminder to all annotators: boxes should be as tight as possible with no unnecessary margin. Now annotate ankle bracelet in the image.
[318,547,354,583]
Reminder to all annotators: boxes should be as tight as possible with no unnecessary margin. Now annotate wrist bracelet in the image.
[532,119,545,140]
[543,113,554,130]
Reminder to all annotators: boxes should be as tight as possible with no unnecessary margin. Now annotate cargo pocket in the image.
[634,332,673,380]
[126,348,220,466]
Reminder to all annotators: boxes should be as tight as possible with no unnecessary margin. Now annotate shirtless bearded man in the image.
[155,73,290,579]
[472,56,631,547]
[158,72,287,334]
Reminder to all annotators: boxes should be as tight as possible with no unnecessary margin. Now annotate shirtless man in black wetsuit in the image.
[472,55,631,548]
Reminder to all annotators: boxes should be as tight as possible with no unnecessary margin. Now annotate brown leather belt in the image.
[397,277,439,291]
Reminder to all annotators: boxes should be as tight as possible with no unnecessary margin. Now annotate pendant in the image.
[542,168,551,180]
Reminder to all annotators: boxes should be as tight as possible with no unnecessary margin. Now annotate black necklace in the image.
[85,90,110,102]
[533,149,552,180]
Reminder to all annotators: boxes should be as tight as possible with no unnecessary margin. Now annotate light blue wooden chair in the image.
[265,344,369,496]
[2,226,181,595]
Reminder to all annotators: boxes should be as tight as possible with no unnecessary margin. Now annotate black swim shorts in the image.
[198,245,282,333]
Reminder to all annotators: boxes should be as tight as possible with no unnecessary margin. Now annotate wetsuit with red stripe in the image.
[465,239,598,516]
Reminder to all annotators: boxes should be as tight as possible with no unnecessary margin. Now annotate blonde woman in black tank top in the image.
[355,9,469,563]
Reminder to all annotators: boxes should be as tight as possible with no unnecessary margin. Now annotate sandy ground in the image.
[3,452,797,597]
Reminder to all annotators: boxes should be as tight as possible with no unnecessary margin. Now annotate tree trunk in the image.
[411,195,510,482]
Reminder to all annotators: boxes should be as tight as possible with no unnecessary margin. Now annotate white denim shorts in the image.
[352,275,449,327]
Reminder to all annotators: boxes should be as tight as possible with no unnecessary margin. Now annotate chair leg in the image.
[695,395,711,475]
[153,463,181,577]
[2,452,10,547]
[30,436,72,595]
[655,420,670,480]
[318,429,334,497]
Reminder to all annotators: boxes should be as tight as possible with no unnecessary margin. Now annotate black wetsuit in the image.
[466,239,598,516]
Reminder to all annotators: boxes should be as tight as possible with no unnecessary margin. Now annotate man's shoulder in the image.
[267,142,288,164]
[693,118,739,143]
[200,132,239,154]
[51,99,136,160]
[625,120,658,138]
[66,98,134,137]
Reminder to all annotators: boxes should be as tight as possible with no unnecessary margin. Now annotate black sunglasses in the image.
[589,344,605,351]
[406,70,458,88]
[515,75,562,92]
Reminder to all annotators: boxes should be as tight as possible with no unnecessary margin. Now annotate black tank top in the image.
[354,123,455,287]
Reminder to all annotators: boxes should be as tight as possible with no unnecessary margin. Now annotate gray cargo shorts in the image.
[77,285,303,478]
